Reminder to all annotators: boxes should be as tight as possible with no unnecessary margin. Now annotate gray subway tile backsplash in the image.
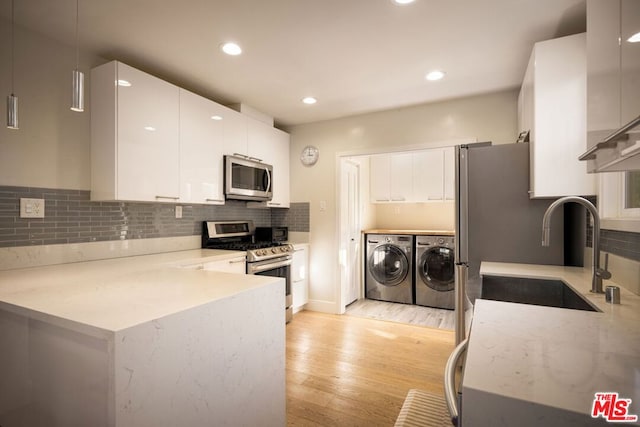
[0,186,310,248]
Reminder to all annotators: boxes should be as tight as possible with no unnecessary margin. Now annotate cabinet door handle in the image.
[233,153,250,159]
[155,195,179,200]
[269,202,282,206]
[206,198,224,202]
[248,156,263,162]
[293,248,304,252]
[375,199,389,202]
[228,259,245,264]
[390,198,405,202]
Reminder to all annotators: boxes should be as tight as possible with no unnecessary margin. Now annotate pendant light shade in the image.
[71,69,84,112]
[70,0,84,112]
[7,0,18,129]
[7,94,18,129]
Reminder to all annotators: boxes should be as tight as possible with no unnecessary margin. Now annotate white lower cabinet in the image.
[203,256,246,274]
[291,244,309,311]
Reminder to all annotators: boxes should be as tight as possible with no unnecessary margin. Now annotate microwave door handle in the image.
[265,167,272,193]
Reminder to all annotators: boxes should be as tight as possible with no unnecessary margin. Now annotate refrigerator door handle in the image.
[445,338,469,427]
[455,263,468,345]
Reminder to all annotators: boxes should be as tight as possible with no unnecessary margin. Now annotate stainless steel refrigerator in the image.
[453,142,565,344]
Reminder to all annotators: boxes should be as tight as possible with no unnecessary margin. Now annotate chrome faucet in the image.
[541,196,611,294]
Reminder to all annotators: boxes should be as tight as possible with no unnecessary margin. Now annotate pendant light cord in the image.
[10,0,14,94]
[75,0,79,69]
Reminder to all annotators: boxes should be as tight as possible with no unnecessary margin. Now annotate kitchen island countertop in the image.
[0,249,285,426]
[0,249,267,336]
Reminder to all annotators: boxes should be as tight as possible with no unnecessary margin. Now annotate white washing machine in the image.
[415,235,455,309]
[365,234,413,304]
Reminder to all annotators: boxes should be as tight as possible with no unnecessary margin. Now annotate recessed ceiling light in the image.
[144,126,156,131]
[211,115,223,120]
[302,97,317,105]
[117,79,131,87]
[628,32,640,43]
[425,70,446,81]
[393,0,415,4]
[221,42,242,56]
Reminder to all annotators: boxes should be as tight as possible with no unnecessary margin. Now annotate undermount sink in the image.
[481,276,599,312]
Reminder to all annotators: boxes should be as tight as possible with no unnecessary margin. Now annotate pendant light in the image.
[70,0,84,112]
[6,0,18,129]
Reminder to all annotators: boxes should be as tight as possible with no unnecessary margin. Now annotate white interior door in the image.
[340,160,361,307]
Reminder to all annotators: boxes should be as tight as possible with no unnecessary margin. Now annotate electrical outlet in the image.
[20,198,45,218]
[175,205,182,219]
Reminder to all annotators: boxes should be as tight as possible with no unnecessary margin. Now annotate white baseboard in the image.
[305,299,340,314]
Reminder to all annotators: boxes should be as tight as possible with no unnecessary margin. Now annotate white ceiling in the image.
[2,0,586,127]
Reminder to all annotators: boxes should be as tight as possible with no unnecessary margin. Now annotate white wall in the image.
[0,18,102,190]
[288,89,518,313]
[374,202,454,230]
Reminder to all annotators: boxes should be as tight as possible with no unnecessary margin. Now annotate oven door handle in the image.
[445,338,468,427]
[247,257,292,274]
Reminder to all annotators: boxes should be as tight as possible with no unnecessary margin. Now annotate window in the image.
[599,171,640,233]
[624,171,640,209]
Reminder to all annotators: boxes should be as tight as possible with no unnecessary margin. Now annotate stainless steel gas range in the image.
[202,221,293,323]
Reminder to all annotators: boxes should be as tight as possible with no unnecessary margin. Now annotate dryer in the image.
[365,234,413,304]
[415,235,455,309]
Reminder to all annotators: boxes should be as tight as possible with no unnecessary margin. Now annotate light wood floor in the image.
[286,310,455,426]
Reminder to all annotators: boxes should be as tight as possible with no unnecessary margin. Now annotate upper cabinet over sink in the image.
[582,0,640,172]
[518,33,596,198]
[91,60,290,207]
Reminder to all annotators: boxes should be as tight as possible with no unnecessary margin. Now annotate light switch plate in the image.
[20,198,45,218]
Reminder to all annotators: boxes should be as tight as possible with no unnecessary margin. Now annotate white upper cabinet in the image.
[370,153,412,202]
[370,155,391,202]
[370,148,455,203]
[412,149,444,202]
[518,33,595,198]
[246,118,291,208]
[443,147,456,201]
[178,89,226,205]
[92,61,180,202]
[389,153,413,202]
[621,0,640,126]
[220,111,248,157]
[92,60,290,206]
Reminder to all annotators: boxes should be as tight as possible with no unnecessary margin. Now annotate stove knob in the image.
[271,248,277,254]
[258,250,265,256]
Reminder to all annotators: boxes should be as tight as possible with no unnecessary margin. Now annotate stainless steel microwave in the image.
[224,155,273,201]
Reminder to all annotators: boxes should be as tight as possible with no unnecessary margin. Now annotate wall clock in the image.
[300,145,319,166]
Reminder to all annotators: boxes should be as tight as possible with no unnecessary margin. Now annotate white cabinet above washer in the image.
[369,147,455,203]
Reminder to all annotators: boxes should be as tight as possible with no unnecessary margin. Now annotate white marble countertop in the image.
[463,262,640,426]
[0,249,280,337]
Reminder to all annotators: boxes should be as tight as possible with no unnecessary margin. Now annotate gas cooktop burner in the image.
[201,220,293,263]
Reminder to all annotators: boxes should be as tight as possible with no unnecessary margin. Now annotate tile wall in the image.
[0,186,310,248]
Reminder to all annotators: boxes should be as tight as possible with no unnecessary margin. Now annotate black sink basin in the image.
[481,276,598,312]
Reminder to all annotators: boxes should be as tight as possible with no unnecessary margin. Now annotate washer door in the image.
[368,244,409,286]
[419,246,455,291]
